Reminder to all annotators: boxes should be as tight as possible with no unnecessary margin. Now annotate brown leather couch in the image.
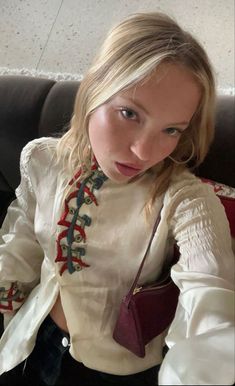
[0,75,234,229]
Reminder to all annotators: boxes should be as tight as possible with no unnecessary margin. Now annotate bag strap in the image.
[125,210,162,302]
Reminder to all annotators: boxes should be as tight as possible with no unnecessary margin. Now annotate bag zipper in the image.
[133,280,172,295]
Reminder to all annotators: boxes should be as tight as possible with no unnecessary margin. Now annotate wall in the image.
[0,0,234,94]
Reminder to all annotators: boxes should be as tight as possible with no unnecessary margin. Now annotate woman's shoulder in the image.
[168,169,211,193]
[20,136,59,164]
[165,168,219,208]
[19,137,60,186]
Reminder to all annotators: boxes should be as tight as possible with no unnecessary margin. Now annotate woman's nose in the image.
[130,135,156,162]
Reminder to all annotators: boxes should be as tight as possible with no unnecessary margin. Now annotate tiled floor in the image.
[0,0,234,93]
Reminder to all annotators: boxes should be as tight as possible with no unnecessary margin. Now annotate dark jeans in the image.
[0,315,160,386]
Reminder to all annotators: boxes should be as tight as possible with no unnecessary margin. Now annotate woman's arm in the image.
[159,182,234,385]
[0,141,44,316]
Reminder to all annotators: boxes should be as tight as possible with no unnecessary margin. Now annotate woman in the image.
[0,12,234,386]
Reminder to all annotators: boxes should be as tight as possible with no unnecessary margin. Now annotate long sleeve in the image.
[159,180,235,385]
[0,142,44,315]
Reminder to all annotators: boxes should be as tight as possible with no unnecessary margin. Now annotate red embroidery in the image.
[55,167,107,275]
[0,283,24,311]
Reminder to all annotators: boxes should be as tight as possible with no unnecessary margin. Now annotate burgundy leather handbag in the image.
[113,214,179,358]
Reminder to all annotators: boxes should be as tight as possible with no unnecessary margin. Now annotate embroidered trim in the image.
[55,166,107,275]
[0,283,25,311]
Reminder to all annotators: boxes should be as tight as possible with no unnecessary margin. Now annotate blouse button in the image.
[62,337,69,347]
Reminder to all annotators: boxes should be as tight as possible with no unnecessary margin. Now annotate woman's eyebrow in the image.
[165,120,189,126]
[118,96,190,126]
[117,96,149,115]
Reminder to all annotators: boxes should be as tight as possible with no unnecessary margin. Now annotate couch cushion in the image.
[196,95,235,188]
[38,80,79,137]
[0,76,56,190]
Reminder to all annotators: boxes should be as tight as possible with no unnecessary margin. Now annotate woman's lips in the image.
[115,162,142,177]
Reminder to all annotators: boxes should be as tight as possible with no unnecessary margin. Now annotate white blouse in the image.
[0,137,234,385]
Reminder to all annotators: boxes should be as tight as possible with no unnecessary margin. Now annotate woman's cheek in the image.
[159,137,180,160]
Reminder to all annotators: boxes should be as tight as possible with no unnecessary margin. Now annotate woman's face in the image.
[88,64,201,183]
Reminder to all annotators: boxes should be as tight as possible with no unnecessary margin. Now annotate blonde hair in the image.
[57,12,215,210]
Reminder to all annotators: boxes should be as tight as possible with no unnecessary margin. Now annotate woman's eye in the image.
[120,108,137,120]
[164,127,183,137]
